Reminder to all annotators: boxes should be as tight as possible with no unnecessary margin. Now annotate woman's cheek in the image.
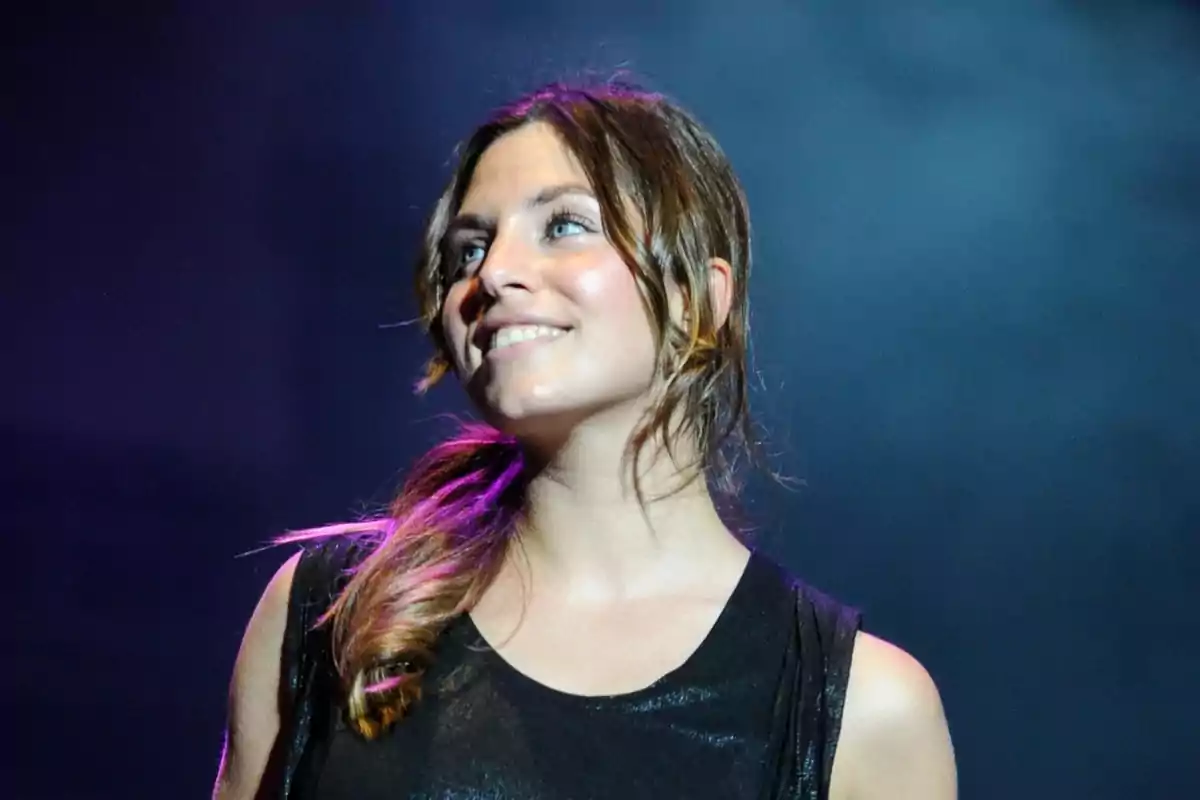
[441,302,472,373]
[569,254,638,312]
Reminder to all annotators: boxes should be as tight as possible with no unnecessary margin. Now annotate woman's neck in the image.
[512,419,744,601]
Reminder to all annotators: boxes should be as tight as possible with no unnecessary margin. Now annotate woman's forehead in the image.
[459,123,590,212]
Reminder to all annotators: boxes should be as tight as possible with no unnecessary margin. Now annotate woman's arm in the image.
[212,552,301,800]
[831,632,958,800]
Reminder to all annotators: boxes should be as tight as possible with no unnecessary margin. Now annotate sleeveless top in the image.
[273,537,861,800]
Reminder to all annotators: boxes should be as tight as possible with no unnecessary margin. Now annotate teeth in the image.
[490,324,566,351]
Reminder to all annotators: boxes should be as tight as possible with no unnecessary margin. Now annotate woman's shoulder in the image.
[751,552,956,797]
[829,631,957,799]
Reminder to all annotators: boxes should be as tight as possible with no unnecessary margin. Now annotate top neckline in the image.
[459,549,765,704]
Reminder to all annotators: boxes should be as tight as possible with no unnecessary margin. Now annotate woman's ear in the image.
[707,257,733,331]
[666,258,733,332]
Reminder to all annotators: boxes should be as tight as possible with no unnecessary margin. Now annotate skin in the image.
[214,121,956,799]
[213,551,298,799]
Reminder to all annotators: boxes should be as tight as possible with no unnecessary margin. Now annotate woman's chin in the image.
[473,385,647,442]
[478,403,583,440]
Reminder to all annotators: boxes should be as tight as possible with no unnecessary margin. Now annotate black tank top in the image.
[278,539,861,800]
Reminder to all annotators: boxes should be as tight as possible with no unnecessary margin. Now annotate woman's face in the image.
[440,122,659,437]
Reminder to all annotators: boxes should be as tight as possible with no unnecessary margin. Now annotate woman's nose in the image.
[476,233,539,297]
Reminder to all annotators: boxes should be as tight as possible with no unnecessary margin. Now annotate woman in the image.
[213,81,956,800]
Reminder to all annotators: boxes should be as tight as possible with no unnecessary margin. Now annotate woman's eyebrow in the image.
[446,183,597,240]
[526,182,595,208]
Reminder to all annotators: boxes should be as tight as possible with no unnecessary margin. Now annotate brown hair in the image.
[297,80,757,738]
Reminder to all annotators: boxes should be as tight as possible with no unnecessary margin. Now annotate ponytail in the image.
[282,423,526,738]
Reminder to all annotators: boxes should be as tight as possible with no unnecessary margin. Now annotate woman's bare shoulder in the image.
[830,632,958,800]
[212,552,302,799]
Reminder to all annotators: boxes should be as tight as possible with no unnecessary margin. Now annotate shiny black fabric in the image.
[768,582,862,799]
[275,540,860,800]
[277,536,370,799]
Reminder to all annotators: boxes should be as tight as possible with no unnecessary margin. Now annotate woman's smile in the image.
[484,325,571,361]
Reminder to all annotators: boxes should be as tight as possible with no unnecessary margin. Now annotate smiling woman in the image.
[212,81,955,800]
[441,125,675,437]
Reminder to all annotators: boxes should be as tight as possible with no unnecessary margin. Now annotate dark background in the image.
[5,2,1198,797]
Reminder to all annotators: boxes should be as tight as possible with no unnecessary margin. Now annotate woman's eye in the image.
[545,213,590,240]
[548,220,583,238]
[457,243,486,272]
